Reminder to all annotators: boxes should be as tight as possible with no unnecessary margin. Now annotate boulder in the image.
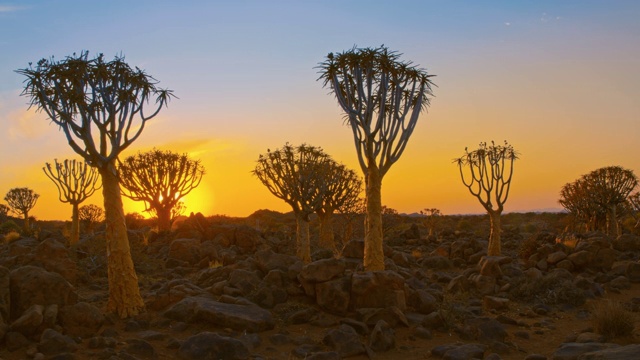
[38,328,78,356]
[178,331,250,360]
[59,302,105,338]
[315,276,351,315]
[323,324,366,357]
[350,271,406,310]
[408,290,438,314]
[369,320,395,352]
[341,240,364,259]
[0,265,10,325]
[579,344,640,359]
[299,258,346,283]
[254,249,300,273]
[9,266,77,321]
[551,342,619,360]
[164,296,274,332]
[612,234,640,252]
[34,238,77,284]
[167,238,202,266]
[10,304,44,337]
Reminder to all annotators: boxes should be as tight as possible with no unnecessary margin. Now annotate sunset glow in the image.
[1,1,639,221]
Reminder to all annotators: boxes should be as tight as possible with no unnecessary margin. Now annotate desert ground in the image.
[1,210,639,360]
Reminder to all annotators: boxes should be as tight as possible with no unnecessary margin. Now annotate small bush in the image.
[591,300,635,340]
[3,230,21,244]
[0,220,21,235]
[510,271,586,307]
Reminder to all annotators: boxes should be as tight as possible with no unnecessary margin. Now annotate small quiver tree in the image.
[118,149,205,232]
[420,208,442,239]
[318,45,435,271]
[4,187,39,233]
[253,143,331,263]
[17,51,174,318]
[316,163,362,253]
[79,204,104,234]
[0,204,9,222]
[454,141,518,256]
[585,166,638,237]
[43,159,100,244]
[336,197,365,247]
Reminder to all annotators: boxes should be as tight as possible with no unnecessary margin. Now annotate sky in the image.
[0,1,639,221]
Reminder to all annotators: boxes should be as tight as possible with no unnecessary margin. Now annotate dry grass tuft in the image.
[591,300,636,340]
[3,230,21,244]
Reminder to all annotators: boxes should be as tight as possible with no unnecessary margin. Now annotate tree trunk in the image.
[607,206,619,237]
[156,207,172,232]
[487,210,502,256]
[23,212,30,233]
[100,162,145,318]
[70,203,80,245]
[364,164,385,271]
[318,212,336,251]
[295,214,311,263]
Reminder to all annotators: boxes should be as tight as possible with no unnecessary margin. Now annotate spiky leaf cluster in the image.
[118,149,205,214]
[16,51,174,168]
[454,141,518,212]
[4,188,39,216]
[317,45,435,176]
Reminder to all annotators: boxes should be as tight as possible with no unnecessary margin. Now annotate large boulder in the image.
[164,296,275,332]
[167,238,202,266]
[9,265,77,320]
[59,302,105,338]
[315,276,351,315]
[178,331,250,360]
[0,265,10,326]
[350,271,406,310]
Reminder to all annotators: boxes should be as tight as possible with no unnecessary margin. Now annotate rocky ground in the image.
[0,212,639,360]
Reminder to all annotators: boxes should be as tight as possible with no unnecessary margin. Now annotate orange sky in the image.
[1,2,639,221]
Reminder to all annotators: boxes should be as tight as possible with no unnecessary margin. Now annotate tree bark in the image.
[156,207,172,232]
[295,214,311,263]
[487,210,502,256]
[318,212,336,251]
[23,212,30,233]
[100,162,145,318]
[70,203,80,245]
[364,164,385,271]
[607,206,619,237]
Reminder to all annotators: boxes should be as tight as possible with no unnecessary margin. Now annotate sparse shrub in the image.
[0,220,21,235]
[3,230,21,244]
[518,234,541,260]
[510,271,586,307]
[591,300,635,340]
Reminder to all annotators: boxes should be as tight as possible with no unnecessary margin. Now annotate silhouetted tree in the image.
[560,166,637,236]
[79,204,104,234]
[454,141,518,256]
[254,143,331,262]
[17,51,173,318]
[118,149,205,232]
[420,208,442,238]
[43,159,100,244]
[0,204,9,222]
[337,197,365,246]
[318,45,435,270]
[316,163,362,251]
[4,187,39,233]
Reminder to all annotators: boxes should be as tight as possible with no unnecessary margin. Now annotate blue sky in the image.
[1,1,639,219]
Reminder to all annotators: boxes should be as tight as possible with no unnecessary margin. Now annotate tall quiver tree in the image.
[318,46,435,270]
[4,187,39,233]
[253,143,331,263]
[586,166,637,237]
[316,163,362,251]
[454,141,518,256]
[17,51,173,318]
[43,159,100,244]
[118,149,205,232]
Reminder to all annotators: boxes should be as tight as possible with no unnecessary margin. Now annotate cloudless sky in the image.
[1,1,639,220]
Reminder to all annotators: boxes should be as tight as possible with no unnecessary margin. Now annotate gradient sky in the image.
[1,1,639,221]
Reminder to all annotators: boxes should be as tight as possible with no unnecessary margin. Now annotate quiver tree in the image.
[43,159,100,244]
[454,141,518,256]
[17,51,173,318]
[0,204,9,222]
[337,197,365,246]
[316,163,362,252]
[79,204,104,234]
[420,208,442,238]
[4,187,39,233]
[118,149,205,232]
[253,143,332,263]
[318,46,435,271]
[560,166,637,236]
